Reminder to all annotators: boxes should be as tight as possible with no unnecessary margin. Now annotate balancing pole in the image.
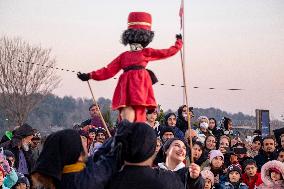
[87,81,112,137]
[179,0,194,163]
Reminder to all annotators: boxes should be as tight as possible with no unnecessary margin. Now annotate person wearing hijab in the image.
[107,121,204,189]
[31,129,119,189]
[164,113,184,140]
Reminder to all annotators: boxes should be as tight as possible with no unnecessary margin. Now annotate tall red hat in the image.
[128,12,152,31]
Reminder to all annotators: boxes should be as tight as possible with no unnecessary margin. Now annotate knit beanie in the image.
[201,170,214,184]
[227,164,242,176]
[209,150,224,163]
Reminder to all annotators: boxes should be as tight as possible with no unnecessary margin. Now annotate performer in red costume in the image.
[78,12,183,122]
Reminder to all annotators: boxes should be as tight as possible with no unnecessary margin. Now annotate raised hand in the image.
[189,163,201,179]
[176,34,182,40]
[77,72,90,81]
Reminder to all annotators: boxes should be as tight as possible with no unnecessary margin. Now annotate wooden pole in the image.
[180,0,194,163]
[87,81,111,137]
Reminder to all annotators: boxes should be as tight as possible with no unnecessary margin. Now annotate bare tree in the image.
[0,36,60,127]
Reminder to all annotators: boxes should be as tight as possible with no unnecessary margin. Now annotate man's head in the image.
[262,136,276,153]
[30,130,41,149]
[14,124,35,151]
[89,104,100,118]
[244,159,257,177]
[146,109,158,123]
[95,127,106,143]
[160,126,174,143]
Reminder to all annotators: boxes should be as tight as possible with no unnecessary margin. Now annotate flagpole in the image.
[179,0,194,163]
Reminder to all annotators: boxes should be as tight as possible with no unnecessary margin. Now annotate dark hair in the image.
[262,135,276,145]
[209,118,217,127]
[193,141,204,151]
[252,136,262,144]
[164,113,177,126]
[121,29,154,48]
[205,135,216,149]
[243,158,257,169]
[88,104,100,111]
[222,117,232,130]
[253,129,262,136]
[277,148,284,157]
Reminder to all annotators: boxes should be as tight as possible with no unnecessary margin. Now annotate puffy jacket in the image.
[257,160,284,189]
[2,169,18,189]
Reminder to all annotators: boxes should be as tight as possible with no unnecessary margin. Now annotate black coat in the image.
[0,138,34,173]
[254,150,277,171]
[59,156,117,189]
[107,165,204,189]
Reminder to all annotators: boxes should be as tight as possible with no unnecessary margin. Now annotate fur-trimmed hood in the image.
[261,160,284,187]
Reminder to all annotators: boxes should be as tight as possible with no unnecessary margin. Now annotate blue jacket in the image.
[220,182,248,189]
[172,127,185,140]
[2,169,18,189]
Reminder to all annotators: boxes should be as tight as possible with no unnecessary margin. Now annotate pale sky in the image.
[1,0,284,120]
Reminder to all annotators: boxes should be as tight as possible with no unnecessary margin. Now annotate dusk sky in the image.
[1,0,284,120]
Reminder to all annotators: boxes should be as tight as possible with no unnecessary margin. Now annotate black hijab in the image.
[32,129,84,184]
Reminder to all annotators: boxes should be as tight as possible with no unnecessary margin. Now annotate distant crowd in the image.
[0,104,283,189]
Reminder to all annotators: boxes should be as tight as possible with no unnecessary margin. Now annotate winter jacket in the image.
[242,172,262,189]
[195,128,212,144]
[220,182,248,189]
[2,169,18,189]
[0,139,34,174]
[172,127,185,140]
[254,150,277,171]
[257,160,284,189]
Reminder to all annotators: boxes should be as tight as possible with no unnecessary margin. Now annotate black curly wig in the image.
[121,29,154,48]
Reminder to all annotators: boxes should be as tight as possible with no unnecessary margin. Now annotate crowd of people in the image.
[0,104,284,189]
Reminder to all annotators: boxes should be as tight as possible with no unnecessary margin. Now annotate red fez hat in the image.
[128,12,152,31]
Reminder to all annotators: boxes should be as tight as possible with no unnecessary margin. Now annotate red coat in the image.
[89,39,183,110]
[242,172,262,189]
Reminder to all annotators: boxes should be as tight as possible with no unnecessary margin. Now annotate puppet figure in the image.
[78,12,183,122]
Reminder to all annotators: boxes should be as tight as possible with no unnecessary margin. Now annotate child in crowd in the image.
[258,160,284,189]
[12,172,29,189]
[241,159,262,189]
[220,164,248,189]
[0,153,18,189]
[204,150,226,187]
[201,170,214,189]
[277,148,284,162]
